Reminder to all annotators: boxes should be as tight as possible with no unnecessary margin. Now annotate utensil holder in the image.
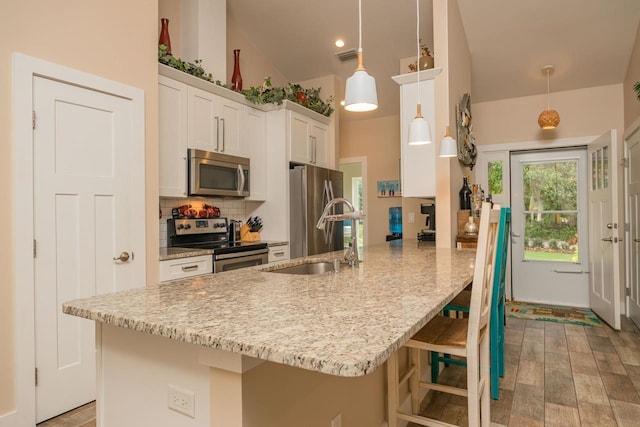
[240,224,261,241]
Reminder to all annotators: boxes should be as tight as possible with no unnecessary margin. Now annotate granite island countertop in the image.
[65,240,475,377]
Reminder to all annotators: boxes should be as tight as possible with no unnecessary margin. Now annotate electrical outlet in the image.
[409,212,416,223]
[168,384,195,418]
[331,412,342,427]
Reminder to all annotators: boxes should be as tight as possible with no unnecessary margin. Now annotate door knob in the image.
[112,251,130,262]
[601,237,613,242]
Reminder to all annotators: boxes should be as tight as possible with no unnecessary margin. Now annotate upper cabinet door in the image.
[289,111,313,164]
[311,121,329,168]
[399,79,436,197]
[218,97,243,156]
[288,110,330,167]
[187,87,243,156]
[188,86,219,153]
[244,107,267,201]
[158,76,188,197]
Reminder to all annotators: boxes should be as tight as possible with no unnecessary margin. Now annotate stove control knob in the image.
[184,224,191,230]
[176,224,184,230]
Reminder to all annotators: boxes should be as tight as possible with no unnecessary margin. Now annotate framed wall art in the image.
[377,180,401,197]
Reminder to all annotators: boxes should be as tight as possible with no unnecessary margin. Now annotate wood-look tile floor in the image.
[411,316,640,427]
[36,401,95,427]
[38,317,640,427]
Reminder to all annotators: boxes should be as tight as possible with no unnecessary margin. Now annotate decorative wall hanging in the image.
[456,93,477,169]
[377,180,401,198]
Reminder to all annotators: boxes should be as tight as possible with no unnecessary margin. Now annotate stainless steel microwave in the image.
[188,149,250,197]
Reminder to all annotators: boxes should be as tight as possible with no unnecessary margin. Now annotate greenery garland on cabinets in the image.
[158,45,334,117]
[635,81,640,101]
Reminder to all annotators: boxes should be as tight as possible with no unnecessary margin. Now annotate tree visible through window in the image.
[522,160,579,262]
[488,161,503,195]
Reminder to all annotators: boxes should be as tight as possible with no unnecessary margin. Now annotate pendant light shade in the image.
[538,65,560,130]
[408,104,432,145]
[344,0,378,112]
[439,125,457,157]
[407,0,432,145]
[344,53,378,111]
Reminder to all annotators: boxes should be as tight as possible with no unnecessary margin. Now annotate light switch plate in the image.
[409,212,416,223]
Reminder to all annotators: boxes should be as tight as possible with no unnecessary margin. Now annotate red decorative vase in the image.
[159,18,172,53]
[231,49,243,92]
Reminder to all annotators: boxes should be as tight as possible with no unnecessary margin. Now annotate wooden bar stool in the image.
[433,207,511,400]
[387,202,501,427]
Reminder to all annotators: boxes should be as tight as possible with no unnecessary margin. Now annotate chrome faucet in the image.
[316,197,364,266]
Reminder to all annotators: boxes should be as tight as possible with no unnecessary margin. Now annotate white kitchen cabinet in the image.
[244,106,267,201]
[392,69,441,198]
[268,244,290,263]
[187,86,243,156]
[289,110,329,168]
[158,76,188,197]
[159,255,212,282]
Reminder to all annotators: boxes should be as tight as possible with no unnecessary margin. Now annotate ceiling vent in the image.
[335,49,358,62]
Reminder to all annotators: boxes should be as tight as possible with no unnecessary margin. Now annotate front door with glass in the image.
[510,148,590,306]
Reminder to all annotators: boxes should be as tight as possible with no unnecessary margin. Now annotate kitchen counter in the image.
[159,241,287,261]
[159,247,213,261]
[66,240,475,377]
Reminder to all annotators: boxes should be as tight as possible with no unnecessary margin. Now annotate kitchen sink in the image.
[265,260,339,275]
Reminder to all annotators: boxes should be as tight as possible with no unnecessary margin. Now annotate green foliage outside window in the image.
[488,161,503,195]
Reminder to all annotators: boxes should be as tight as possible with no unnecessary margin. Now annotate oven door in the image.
[213,248,268,273]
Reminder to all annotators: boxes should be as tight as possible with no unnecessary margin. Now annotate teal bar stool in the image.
[431,207,511,400]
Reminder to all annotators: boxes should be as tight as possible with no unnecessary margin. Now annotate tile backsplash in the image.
[159,197,247,248]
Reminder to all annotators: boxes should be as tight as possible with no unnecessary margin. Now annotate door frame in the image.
[8,53,145,427]
[624,116,640,323]
[476,135,598,300]
[339,156,368,247]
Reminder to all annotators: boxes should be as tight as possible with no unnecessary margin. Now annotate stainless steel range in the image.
[167,218,268,273]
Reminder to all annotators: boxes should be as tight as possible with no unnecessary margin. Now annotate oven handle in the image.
[214,248,268,260]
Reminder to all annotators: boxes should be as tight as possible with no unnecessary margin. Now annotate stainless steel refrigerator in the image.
[290,164,344,258]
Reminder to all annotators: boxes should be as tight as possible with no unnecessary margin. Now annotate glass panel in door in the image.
[521,160,580,263]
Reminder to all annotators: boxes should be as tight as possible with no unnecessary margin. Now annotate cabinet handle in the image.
[313,137,317,163]
[183,156,187,195]
[273,251,285,257]
[220,118,225,152]
[309,137,314,163]
[182,265,199,272]
[634,238,640,243]
[215,117,220,151]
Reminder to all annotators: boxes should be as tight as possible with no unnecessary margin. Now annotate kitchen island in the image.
[63,241,475,427]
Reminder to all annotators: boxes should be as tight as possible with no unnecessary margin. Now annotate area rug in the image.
[506,301,602,327]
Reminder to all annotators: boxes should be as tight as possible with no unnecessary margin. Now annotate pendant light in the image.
[439,125,457,157]
[408,0,432,145]
[537,65,560,130]
[344,0,378,112]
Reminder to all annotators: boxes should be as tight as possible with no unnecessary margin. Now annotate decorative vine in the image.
[159,45,334,117]
[635,81,640,101]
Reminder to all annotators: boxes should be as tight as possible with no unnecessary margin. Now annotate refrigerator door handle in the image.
[326,179,335,245]
[322,179,332,245]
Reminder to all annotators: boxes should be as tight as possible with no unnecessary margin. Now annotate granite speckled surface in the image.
[65,240,475,377]
[159,247,212,261]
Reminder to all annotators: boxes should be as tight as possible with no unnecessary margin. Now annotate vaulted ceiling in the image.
[227,0,640,121]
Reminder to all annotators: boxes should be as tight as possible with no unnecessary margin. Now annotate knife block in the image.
[240,224,261,241]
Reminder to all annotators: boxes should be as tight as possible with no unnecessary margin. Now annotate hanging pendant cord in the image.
[358,0,362,53]
[546,68,550,110]
[416,0,420,87]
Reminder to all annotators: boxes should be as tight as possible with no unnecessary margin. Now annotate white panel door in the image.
[33,76,143,422]
[510,148,589,306]
[626,125,640,328]
[588,130,621,329]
